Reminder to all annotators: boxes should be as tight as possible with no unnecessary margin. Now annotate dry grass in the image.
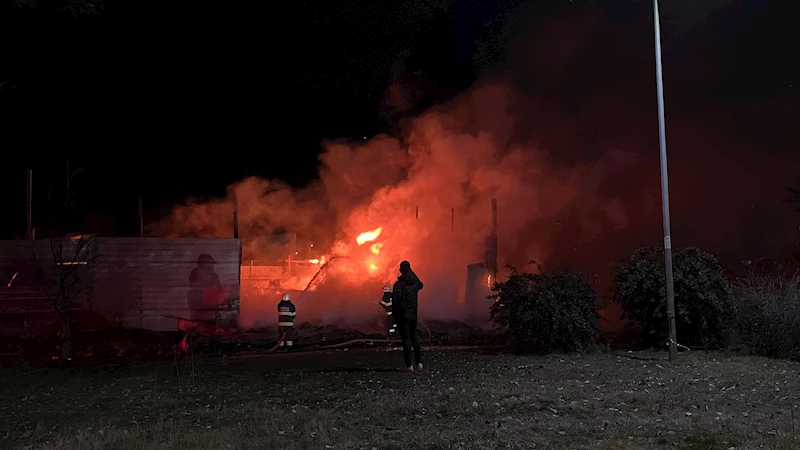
[1,349,800,449]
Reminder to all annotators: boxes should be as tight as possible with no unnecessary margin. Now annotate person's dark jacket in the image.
[392,270,424,321]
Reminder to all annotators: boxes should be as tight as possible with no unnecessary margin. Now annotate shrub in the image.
[489,266,599,354]
[613,247,731,349]
[729,272,800,361]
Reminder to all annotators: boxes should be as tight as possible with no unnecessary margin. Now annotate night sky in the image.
[0,0,797,265]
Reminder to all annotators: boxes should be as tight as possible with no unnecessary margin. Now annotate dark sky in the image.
[0,0,797,255]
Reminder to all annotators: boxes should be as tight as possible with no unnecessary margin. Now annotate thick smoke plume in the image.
[153,80,798,331]
[154,1,798,331]
[153,81,636,328]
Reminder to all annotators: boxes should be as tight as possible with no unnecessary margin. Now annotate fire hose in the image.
[315,319,433,350]
[264,332,287,353]
[256,320,432,353]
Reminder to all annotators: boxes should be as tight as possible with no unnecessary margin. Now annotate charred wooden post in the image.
[26,170,32,240]
[138,198,144,237]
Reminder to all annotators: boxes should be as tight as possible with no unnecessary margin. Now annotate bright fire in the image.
[358,229,384,273]
[296,227,388,286]
[356,227,382,245]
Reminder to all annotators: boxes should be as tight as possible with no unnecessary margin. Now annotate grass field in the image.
[1,348,799,450]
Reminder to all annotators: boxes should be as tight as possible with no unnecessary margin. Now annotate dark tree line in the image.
[11,0,103,18]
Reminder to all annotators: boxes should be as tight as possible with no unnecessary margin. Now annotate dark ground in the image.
[2,347,799,450]
[0,319,505,369]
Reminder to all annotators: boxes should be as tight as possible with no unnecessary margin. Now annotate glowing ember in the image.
[369,263,379,271]
[370,243,383,254]
[308,259,320,264]
[356,227,382,245]
[487,275,492,288]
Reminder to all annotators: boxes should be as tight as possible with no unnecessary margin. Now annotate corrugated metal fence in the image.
[0,238,241,332]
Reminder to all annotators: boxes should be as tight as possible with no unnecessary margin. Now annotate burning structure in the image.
[236,197,500,330]
[152,84,580,330]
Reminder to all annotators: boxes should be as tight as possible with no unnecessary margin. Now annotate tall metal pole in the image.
[26,170,33,240]
[489,198,498,277]
[653,0,678,361]
[491,199,497,237]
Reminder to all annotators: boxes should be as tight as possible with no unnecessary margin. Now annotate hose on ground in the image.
[419,319,432,341]
[264,332,287,353]
[317,338,401,349]
[313,320,433,350]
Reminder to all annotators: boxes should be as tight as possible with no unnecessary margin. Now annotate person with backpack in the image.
[391,260,424,372]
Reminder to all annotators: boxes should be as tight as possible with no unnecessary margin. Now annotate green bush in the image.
[613,247,731,348]
[730,272,800,361]
[489,266,599,354]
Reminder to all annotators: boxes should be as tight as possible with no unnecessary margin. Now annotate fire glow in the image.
[356,227,382,245]
[158,83,609,328]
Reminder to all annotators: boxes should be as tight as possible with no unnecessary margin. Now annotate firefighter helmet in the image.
[383,286,391,293]
[282,292,291,301]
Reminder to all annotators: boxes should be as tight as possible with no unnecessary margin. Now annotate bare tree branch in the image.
[39,161,97,362]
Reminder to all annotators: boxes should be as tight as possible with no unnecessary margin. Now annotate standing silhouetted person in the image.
[392,260,424,372]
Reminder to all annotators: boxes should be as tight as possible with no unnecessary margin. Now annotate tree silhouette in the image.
[13,0,103,18]
[38,161,97,362]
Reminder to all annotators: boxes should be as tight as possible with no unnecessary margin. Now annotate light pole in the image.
[653,0,678,361]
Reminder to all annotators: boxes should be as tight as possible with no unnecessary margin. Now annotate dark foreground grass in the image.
[1,348,800,450]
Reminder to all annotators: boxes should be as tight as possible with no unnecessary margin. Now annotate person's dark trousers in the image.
[396,318,421,368]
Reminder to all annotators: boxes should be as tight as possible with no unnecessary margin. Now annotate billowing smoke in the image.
[152,3,799,331]
[152,81,637,328]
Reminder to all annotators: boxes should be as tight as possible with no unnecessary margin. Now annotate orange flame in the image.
[370,243,383,255]
[356,227,382,245]
[369,264,378,271]
[309,259,320,264]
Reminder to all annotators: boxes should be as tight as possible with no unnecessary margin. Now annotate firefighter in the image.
[277,292,297,351]
[379,286,397,337]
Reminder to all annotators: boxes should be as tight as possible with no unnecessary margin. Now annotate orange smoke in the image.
[152,81,637,328]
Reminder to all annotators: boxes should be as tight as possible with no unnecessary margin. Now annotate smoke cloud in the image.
[151,80,641,328]
[153,1,799,330]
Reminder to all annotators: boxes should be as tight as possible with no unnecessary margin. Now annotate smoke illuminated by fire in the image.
[153,82,640,328]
